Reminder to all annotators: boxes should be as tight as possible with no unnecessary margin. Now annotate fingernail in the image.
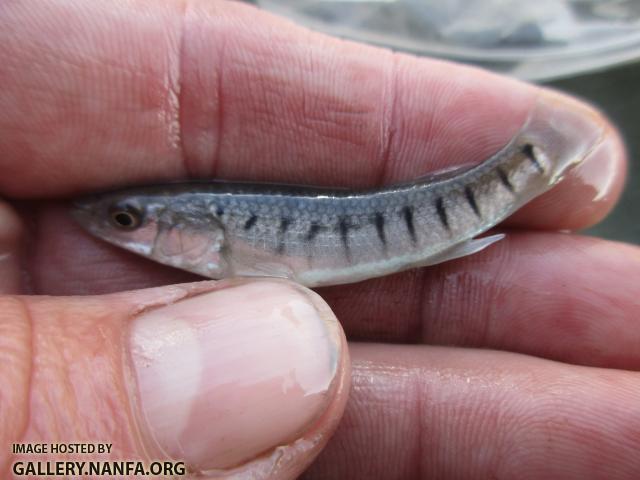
[570,121,626,203]
[528,88,627,228]
[528,88,608,183]
[128,280,343,471]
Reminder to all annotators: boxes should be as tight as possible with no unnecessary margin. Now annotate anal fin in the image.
[418,234,505,267]
[236,261,296,281]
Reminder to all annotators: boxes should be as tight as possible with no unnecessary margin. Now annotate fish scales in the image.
[72,95,606,286]
[151,140,542,284]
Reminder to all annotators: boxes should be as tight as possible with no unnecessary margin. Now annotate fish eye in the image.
[108,203,143,230]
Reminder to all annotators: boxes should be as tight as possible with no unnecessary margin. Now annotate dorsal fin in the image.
[388,162,478,188]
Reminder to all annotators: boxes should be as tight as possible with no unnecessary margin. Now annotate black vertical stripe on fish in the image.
[401,206,417,245]
[277,217,291,254]
[305,222,324,242]
[372,212,387,251]
[496,166,515,193]
[522,143,544,173]
[338,217,352,261]
[465,185,481,218]
[305,223,322,241]
[244,214,257,230]
[435,197,449,231]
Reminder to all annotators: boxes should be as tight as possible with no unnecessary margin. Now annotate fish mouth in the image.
[69,206,94,232]
[69,195,106,231]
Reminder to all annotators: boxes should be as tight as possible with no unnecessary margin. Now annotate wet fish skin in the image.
[72,94,605,287]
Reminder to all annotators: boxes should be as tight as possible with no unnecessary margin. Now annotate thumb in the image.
[1,279,349,479]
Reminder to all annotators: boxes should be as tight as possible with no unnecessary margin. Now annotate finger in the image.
[304,343,640,480]
[1,280,349,479]
[0,202,23,294]
[0,0,625,230]
[26,205,640,370]
[321,232,640,370]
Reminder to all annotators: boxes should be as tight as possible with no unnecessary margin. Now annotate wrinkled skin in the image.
[1,1,640,479]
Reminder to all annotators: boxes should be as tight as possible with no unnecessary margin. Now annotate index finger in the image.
[0,0,625,230]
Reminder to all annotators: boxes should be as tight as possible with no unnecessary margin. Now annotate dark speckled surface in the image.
[547,62,640,245]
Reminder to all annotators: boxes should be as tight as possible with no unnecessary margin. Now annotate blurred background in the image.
[248,0,639,244]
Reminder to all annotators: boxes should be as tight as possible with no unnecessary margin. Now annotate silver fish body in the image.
[72,95,605,287]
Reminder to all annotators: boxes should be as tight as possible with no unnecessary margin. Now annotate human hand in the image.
[1,1,638,479]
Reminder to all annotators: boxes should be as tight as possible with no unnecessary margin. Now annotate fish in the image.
[72,94,605,287]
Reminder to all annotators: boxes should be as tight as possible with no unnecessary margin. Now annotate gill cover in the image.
[152,212,229,278]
